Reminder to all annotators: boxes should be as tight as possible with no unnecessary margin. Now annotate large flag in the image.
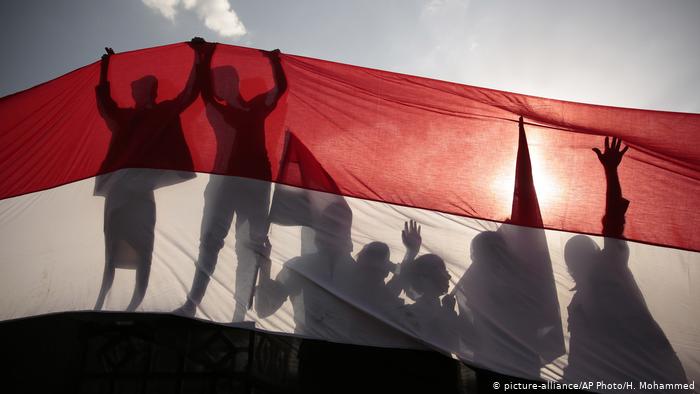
[0,42,698,391]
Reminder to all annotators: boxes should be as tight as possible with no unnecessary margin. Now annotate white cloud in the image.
[142,0,246,38]
[143,0,179,20]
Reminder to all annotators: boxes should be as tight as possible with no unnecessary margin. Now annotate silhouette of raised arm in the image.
[169,37,205,112]
[592,136,630,238]
[99,47,115,84]
[196,40,226,111]
[386,220,421,297]
[262,49,288,109]
[96,47,120,123]
[197,45,287,112]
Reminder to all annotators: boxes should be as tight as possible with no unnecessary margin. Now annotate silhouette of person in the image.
[403,254,458,346]
[385,221,459,344]
[563,137,687,385]
[339,237,464,394]
[454,117,565,384]
[255,201,360,393]
[351,242,401,309]
[331,221,441,356]
[255,201,354,335]
[93,39,202,311]
[347,220,423,312]
[389,223,461,394]
[457,230,546,387]
[177,43,287,320]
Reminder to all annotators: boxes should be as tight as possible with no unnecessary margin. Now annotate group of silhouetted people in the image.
[90,38,687,391]
[93,38,286,318]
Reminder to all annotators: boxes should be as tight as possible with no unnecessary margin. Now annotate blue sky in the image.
[1,0,699,112]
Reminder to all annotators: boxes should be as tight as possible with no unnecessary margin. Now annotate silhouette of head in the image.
[470,231,509,269]
[131,75,158,109]
[565,235,600,283]
[212,66,240,105]
[314,202,353,255]
[408,254,451,299]
[356,242,392,283]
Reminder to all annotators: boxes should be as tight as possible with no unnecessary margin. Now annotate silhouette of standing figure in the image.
[256,201,357,394]
[563,137,687,385]
[255,201,354,335]
[177,43,287,320]
[455,117,565,385]
[94,39,203,311]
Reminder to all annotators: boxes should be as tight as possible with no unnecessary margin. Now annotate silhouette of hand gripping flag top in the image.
[455,117,565,379]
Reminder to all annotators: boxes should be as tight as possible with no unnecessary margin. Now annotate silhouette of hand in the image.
[101,47,115,61]
[593,136,629,171]
[189,38,215,62]
[188,37,206,54]
[265,49,281,60]
[402,220,422,254]
[189,37,206,46]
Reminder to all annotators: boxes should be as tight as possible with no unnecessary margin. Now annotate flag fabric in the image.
[0,42,698,391]
[269,130,349,228]
[268,130,353,257]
